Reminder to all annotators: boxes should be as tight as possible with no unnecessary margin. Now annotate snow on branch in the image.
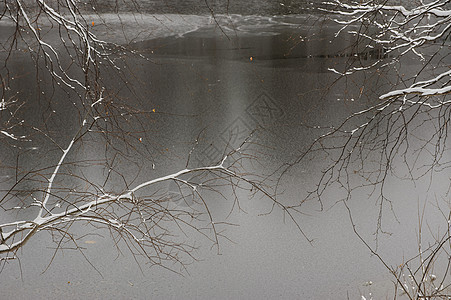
[0,105,281,269]
[380,69,451,99]
[2,0,127,93]
[322,0,450,99]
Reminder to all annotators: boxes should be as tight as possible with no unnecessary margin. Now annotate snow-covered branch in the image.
[0,88,276,269]
[323,0,450,99]
[280,1,451,250]
[0,160,237,254]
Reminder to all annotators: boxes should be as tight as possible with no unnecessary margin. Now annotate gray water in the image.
[79,0,320,15]
[1,4,449,300]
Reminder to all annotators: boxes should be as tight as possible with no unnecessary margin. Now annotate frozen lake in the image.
[1,4,450,299]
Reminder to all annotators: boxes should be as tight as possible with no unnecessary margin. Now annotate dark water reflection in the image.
[82,0,320,15]
[0,11,448,300]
